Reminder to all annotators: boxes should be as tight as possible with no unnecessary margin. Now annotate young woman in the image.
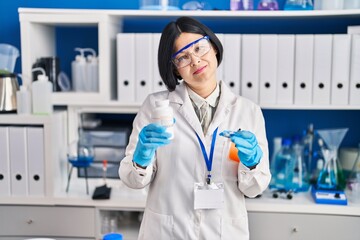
[119,16,271,240]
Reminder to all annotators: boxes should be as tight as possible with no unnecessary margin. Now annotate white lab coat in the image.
[119,80,271,240]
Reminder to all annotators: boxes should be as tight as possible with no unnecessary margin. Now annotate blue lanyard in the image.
[195,127,218,184]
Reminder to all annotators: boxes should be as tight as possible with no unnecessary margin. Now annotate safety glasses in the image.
[171,36,211,68]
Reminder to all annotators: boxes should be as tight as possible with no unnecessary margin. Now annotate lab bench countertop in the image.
[1,180,360,216]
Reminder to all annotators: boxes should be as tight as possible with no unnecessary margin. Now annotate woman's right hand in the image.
[133,123,172,167]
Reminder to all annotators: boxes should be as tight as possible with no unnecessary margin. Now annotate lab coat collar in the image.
[168,81,237,140]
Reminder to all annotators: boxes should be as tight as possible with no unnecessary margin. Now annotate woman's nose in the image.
[190,55,201,66]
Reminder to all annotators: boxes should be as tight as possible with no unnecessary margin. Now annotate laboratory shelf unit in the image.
[19,8,360,109]
[8,7,360,240]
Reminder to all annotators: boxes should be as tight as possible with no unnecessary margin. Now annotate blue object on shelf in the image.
[103,233,123,240]
[66,155,94,194]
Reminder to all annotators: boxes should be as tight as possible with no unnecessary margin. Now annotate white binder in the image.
[223,34,241,95]
[294,35,314,105]
[152,33,166,93]
[9,127,28,196]
[215,33,224,82]
[0,127,11,196]
[241,34,260,103]
[259,34,278,105]
[27,127,45,196]
[331,34,351,105]
[349,34,360,105]
[276,35,295,105]
[313,35,333,105]
[117,33,136,103]
[135,33,153,104]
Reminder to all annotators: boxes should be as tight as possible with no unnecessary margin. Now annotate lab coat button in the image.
[241,171,246,175]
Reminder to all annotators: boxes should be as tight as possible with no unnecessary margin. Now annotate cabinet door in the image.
[248,212,360,240]
[0,206,96,238]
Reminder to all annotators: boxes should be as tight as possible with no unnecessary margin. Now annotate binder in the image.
[313,35,333,105]
[152,33,166,93]
[349,34,360,105]
[135,33,153,104]
[215,33,224,82]
[27,127,45,196]
[9,127,28,196]
[331,34,351,105]
[223,34,241,95]
[0,127,11,196]
[294,35,314,105]
[259,34,278,105]
[241,34,260,103]
[276,35,295,105]
[117,33,136,103]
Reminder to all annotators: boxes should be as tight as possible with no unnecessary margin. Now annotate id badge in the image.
[194,182,224,210]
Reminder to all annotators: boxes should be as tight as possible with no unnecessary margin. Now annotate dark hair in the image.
[158,16,223,91]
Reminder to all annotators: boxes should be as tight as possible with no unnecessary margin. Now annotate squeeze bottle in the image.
[84,48,99,92]
[152,99,174,139]
[31,67,53,115]
[71,48,87,92]
[16,84,31,114]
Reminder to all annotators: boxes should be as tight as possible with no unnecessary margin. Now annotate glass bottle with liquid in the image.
[270,138,295,191]
[284,0,314,10]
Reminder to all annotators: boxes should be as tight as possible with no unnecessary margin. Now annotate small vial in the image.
[152,99,174,139]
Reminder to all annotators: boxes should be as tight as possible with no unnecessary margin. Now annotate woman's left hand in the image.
[230,130,263,168]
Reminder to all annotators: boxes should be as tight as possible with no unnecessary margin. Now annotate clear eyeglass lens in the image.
[173,39,211,68]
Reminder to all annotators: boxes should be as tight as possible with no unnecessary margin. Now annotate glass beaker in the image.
[284,0,314,10]
[0,44,20,73]
[316,128,348,190]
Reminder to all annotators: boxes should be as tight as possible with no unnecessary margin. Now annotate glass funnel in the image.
[316,128,348,190]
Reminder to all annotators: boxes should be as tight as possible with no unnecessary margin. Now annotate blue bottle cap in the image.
[103,233,123,240]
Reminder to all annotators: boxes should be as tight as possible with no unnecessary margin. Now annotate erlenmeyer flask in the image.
[291,143,310,192]
[316,128,348,190]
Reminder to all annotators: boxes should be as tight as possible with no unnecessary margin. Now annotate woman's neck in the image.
[189,80,217,98]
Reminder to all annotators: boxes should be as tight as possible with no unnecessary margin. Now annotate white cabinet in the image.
[0,111,67,198]
[248,212,360,240]
[0,205,96,238]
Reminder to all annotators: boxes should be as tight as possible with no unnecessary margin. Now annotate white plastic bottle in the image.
[152,99,174,139]
[84,48,99,92]
[71,48,87,92]
[31,67,53,115]
[16,85,31,114]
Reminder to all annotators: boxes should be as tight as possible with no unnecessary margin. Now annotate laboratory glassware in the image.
[0,44,19,73]
[284,0,313,10]
[230,0,254,10]
[269,138,295,191]
[257,0,279,10]
[316,128,348,190]
[291,142,310,192]
[346,143,360,203]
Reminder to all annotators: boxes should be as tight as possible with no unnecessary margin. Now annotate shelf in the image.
[19,8,360,18]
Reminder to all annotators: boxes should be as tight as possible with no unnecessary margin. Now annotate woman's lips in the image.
[193,65,206,75]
